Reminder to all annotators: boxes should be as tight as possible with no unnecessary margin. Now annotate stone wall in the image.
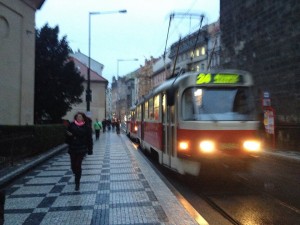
[220,0,300,150]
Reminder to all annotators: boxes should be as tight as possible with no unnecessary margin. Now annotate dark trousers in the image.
[95,129,100,139]
[70,153,85,184]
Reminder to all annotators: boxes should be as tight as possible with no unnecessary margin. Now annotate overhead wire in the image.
[163,0,204,82]
[155,0,198,58]
[168,0,197,40]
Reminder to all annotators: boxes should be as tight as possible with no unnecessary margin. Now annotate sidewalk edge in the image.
[121,135,208,225]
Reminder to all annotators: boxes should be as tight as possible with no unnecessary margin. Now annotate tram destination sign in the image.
[196,73,243,84]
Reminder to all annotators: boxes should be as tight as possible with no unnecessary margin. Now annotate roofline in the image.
[22,0,46,10]
[37,0,46,9]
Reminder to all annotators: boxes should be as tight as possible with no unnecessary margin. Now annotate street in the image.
[145,148,300,225]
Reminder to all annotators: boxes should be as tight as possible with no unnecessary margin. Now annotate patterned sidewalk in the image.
[3,132,200,225]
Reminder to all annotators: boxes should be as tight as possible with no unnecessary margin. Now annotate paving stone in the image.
[3,132,199,225]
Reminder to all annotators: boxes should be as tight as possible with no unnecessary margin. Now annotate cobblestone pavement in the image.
[3,132,199,225]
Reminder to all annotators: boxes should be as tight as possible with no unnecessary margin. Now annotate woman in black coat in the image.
[66,112,93,191]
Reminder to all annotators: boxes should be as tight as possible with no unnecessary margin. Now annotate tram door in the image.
[140,104,144,142]
[162,94,173,167]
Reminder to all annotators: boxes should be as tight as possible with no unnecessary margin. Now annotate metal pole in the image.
[86,10,127,112]
[117,60,119,77]
[86,13,92,112]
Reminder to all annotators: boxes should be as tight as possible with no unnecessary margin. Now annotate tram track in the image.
[155,161,242,225]
[235,174,300,215]
[185,165,300,225]
[181,171,247,225]
[197,194,241,225]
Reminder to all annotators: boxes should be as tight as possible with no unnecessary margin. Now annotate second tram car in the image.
[126,106,139,142]
[127,69,262,176]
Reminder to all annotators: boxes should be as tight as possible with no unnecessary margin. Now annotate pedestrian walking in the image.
[116,119,121,134]
[93,118,102,140]
[107,119,111,131]
[66,112,93,191]
[102,118,106,132]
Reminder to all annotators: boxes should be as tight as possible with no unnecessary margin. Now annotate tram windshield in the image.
[182,87,257,121]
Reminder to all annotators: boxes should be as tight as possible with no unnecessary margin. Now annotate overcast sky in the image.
[36,0,220,84]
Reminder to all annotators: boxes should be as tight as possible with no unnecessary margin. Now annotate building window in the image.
[185,53,188,60]
[190,51,194,58]
[201,63,205,70]
[195,48,200,57]
[201,47,206,55]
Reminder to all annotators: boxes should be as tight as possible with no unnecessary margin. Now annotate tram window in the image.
[137,105,141,120]
[233,90,249,114]
[162,94,166,123]
[154,95,160,120]
[202,89,235,114]
[131,111,135,120]
[144,101,149,119]
[182,88,195,120]
[182,87,256,121]
[149,98,154,120]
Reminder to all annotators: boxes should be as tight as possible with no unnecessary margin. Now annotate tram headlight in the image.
[134,126,138,131]
[243,140,261,152]
[199,140,215,153]
[178,141,189,151]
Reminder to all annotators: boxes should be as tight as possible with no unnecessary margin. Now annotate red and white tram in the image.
[127,69,262,176]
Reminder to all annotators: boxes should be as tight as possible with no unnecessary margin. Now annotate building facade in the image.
[0,0,45,125]
[63,53,108,123]
[207,20,221,70]
[124,70,139,117]
[151,54,171,89]
[136,57,158,101]
[111,76,129,120]
[169,26,208,76]
[106,88,112,119]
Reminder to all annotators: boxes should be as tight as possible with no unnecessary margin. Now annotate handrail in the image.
[0,134,34,143]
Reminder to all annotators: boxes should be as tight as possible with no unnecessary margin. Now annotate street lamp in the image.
[86,9,127,112]
[117,58,139,77]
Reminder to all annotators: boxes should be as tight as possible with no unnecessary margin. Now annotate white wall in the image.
[0,0,38,125]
